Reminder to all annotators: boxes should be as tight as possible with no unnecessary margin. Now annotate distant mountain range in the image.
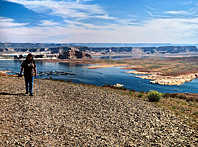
[69,43,198,48]
[0,43,198,55]
[0,42,198,48]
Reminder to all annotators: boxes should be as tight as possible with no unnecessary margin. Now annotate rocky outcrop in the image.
[58,47,92,59]
[89,46,198,54]
[133,72,198,85]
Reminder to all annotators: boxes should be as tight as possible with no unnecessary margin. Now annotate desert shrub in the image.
[67,79,72,82]
[140,91,145,94]
[177,95,186,100]
[138,93,143,98]
[163,93,170,98]
[186,97,194,102]
[103,84,112,88]
[130,89,136,93]
[147,90,163,102]
[170,93,177,98]
[123,87,127,91]
[53,79,65,82]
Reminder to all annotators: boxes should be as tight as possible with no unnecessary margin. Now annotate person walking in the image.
[20,53,37,96]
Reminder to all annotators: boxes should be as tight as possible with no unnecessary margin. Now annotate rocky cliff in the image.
[58,47,92,59]
[0,43,198,55]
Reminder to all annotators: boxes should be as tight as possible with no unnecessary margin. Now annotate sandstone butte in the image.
[127,70,198,86]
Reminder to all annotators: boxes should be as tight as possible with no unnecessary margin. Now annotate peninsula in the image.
[127,70,198,85]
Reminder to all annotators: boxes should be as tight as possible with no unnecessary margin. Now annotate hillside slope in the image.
[0,76,197,146]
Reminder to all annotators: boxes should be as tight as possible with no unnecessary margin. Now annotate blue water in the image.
[0,60,197,93]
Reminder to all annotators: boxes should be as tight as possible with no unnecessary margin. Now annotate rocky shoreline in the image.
[127,70,198,85]
[0,76,198,146]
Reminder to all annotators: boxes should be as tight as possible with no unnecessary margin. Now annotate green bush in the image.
[147,90,163,102]
[130,89,136,93]
[138,93,143,98]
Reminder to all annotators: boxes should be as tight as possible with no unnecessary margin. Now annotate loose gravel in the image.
[0,76,197,146]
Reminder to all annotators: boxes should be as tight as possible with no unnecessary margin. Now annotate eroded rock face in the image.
[136,73,198,85]
[58,47,92,59]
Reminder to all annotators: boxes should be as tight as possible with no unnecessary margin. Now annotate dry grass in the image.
[121,57,198,76]
[99,86,198,130]
[127,91,198,129]
[156,97,198,129]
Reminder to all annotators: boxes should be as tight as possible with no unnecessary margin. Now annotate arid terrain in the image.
[0,76,198,146]
[41,56,198,85]
[43,56,198,76]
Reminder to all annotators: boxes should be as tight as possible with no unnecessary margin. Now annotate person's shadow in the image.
[0,92,26,96]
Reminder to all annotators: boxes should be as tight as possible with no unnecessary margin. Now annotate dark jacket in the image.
[21,60,36,77]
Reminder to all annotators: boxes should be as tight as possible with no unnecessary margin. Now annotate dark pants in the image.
[25,76,34,93]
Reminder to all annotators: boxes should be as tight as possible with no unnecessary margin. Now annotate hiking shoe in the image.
[25,92,28,94]
[29,93,33,96]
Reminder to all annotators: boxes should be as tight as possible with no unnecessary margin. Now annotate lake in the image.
[0,60,198,93]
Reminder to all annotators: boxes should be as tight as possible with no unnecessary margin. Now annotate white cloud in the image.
[76,0,93,3]
[165,11,190,15]
[5,0,114,20]
[146,6,155,10]
[182,1,193,5]
[2,0,198,43]
[0,17,28,28]
[1,17,198,44]
[146,11,153,17]
[39,20,60,26]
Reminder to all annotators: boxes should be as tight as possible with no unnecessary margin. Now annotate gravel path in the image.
[0,76,197,146]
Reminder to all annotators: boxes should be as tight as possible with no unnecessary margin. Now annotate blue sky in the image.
[0,0,198,43]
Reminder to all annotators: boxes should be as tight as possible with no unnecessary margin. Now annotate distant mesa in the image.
[12,47,92,60]
[1,43,198,59]
[58,47,92,59]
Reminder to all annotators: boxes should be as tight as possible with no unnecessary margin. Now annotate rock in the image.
[132,70,198,85]
[58,47,92,59]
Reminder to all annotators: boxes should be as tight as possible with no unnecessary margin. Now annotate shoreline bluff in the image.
[127,70,198,86]
[0,76,198,146]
